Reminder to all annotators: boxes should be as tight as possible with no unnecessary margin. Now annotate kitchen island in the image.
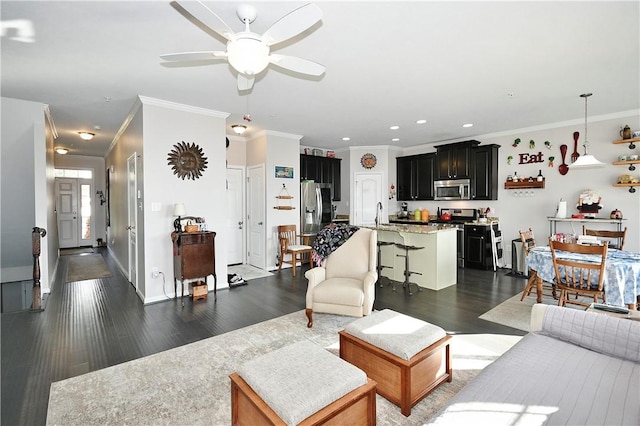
[368,224,458,290]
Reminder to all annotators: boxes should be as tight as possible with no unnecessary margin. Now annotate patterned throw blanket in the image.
[312,223,360,266]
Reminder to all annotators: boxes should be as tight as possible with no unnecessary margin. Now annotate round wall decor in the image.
[167,141,208,180]
[360,153,377,169]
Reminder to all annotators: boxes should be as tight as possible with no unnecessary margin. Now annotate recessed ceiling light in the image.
[78,132,95,140]
[389,125,399,130]
[462,123,473,128]
[416,119,427,124]
[342,137,350,141]
[392,138,400,142]
[55,148,68,155]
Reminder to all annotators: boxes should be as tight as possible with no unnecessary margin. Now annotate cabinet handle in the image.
[258,221,263,225]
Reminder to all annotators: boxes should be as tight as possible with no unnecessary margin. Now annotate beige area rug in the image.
[479,292,593,332]
[60,247,94,256]
[65,254,111,283]
[227,264,273,281]
[47,310,521,425]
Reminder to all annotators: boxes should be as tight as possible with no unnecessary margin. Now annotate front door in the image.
[127,154,138,290]
[247,165,265,269]
[226,167,245,265]
[56,177,94,248]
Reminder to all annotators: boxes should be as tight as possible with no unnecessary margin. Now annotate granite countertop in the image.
[366,224,459,234]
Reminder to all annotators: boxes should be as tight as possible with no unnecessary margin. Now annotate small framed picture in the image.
[275,166,294,179]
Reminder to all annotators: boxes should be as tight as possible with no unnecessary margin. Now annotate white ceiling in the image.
[2,1,638,157]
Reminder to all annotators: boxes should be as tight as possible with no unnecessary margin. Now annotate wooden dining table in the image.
[526,246,640,310]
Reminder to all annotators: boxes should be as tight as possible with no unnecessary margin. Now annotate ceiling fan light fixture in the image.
[78,131,95,140]
[232,124,247,135]
[571,93,604,169]
[55,147,68,155]
[227,36,270,76]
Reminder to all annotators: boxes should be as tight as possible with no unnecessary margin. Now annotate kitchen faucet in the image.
[375,201,383,226]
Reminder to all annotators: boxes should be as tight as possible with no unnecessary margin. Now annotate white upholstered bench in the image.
[339,309,452,416]
[230,340,377,425]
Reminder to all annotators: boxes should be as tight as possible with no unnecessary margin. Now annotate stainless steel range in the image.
[430,208,477,267]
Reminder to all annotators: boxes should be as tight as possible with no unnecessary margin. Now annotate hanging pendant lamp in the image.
[570,93,605,169]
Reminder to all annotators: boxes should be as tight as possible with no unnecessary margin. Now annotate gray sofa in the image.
[428,304,640,425]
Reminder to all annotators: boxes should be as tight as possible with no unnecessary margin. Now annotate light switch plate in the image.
[151,202,161,212]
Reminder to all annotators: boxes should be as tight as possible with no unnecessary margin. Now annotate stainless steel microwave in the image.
[434,179,471,201]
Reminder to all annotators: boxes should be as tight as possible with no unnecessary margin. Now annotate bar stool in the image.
[377,241,395,287]
[394,243,424,295]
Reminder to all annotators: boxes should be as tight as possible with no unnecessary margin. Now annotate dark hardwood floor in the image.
[1,248,526,425]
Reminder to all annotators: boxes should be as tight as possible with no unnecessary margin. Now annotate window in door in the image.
[80,183,92,239]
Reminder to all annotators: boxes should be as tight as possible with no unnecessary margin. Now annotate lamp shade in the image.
[570,154,605,168]
[172,203,186,216]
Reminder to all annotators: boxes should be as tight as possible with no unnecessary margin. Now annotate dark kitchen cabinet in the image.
[396,153,435,200]
[435,140,480,179]
[471,144,500,200]
[300,154,341,201]
[464,224,497,270]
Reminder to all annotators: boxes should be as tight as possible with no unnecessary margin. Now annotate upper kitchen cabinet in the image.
[397,153,436,200]
[300,154,342,201]
[471,144,500,200]
[435,140,480,179]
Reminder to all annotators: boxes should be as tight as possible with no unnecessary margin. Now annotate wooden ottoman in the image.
[230,340,376,426]
[339,309,452,416]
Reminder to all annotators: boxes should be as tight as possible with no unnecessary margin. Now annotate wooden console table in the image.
[171,231,217,302]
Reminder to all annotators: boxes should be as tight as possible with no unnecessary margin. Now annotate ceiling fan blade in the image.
[262,3,322,46]
[160,51,226,62]
[176,0,235,40]
[269,54,325,76]
[237,74,255,91]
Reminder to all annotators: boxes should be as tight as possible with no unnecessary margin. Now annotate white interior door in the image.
[127,154,138,290]
[248,165,265,269]
[56,178,78,248]
[354,173,382,226]
[226,167,245,265]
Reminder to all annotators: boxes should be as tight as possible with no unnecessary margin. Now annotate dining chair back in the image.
[519,228,536,255]
[582,226,626,250]
[518,228,557,301]
[549,238,608,308]
[277,225,312,277]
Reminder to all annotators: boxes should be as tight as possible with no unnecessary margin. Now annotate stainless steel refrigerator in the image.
[301,182,332,234]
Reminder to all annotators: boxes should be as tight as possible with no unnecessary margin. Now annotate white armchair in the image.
[304,228,378,328]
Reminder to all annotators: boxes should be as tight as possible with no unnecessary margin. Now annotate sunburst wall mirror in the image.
[167,141,208,180]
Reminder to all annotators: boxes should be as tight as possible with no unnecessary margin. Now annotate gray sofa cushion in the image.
[344,309,446,360]
[237,340,367,426]
[427,332,640,425]
[536,304,640,363]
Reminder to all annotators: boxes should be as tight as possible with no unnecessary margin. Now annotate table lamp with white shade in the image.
[173,203,186,232]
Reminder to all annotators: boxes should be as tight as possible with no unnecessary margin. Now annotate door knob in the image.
[238,221,243,229]
[258,222,263,225]
[126,225,132,230]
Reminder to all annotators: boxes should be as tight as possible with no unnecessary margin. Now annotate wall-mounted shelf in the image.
[504,179,545,189]
[613,183,639,193]
[612,160,640,171]
[612,137,640,149]
[274,184,296,208]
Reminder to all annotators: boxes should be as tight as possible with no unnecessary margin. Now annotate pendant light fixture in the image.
[570,93,605,169]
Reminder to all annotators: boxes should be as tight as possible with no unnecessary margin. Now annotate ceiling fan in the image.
[161,2,325,91]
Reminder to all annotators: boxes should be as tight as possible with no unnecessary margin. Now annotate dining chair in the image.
[277,225,312,277]
[519,228,556,301]
[549,238,608,308]
[582,226,626,250]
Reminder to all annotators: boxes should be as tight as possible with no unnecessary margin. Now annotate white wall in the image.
[140,97,229,303]
[1,97,57,293]
[265,131,302,270]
